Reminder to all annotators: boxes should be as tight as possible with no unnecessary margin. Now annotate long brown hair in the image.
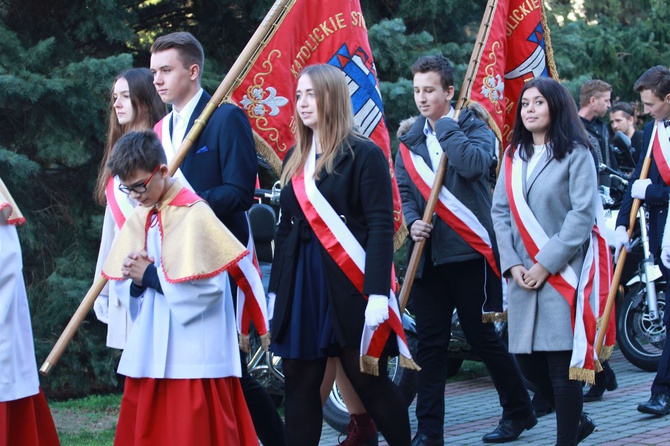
[94,68,166,205]
[280,64,359,185]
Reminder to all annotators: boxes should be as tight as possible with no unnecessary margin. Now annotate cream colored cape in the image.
[102,180,248,282]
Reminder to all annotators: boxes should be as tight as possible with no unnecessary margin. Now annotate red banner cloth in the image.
[464,0,559,145]
[230,0,406,247]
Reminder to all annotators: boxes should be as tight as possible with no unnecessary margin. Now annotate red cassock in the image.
[114,378,256,446]
[0,388,60,446]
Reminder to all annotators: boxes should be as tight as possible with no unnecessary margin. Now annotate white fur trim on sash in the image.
[398,143,500,278]
[505,149,598,383]
[653,123,670,185]
[292,143,419,376]
[230,218,270,353]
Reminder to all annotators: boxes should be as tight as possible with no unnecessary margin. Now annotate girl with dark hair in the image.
[269,64,415,445]
[92,68,166,349]
[492,77,599,445]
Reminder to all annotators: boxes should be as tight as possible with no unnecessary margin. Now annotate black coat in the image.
[269,135,394,347]
[616,120,670,255]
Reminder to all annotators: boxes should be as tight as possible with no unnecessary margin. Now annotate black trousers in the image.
[650,275,670,397]
[516,351,582,446]
[413,258,533,439]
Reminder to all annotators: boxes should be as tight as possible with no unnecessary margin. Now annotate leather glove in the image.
[364,294,389,330]
[662,247,670,270]
[93,295,109,324]
[631,178,652,199]
[267,292,276,322]
[613,225,631,263]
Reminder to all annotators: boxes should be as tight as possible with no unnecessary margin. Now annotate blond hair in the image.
[281,64,359,185]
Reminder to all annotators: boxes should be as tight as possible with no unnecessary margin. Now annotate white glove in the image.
[631,178,652,199]
[364,294,389,330]
[662,247,670,269]
[267,292,276,322]
[613,226,631,263]
[93,295,109,324]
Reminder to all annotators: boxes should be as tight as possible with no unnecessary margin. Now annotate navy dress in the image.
[270,195,338,360]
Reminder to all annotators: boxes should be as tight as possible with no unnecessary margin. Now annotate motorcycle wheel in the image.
[616,284,666,372]
[323,330,419,433]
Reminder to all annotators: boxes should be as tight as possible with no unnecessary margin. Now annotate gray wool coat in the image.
[491,145,598,353]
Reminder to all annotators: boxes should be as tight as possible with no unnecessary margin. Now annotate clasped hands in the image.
[121,250,155,286]
[510,263,550,290]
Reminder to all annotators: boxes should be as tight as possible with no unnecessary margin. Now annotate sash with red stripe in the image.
[505,150,599,383]
[398,143,500,278]
[229,219,270,353]
[292,143,419,375]
[593,222,616,361]
[105,176,136,229]
[652,123,670,185]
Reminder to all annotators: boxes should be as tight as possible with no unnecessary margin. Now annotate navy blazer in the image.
[178,91,257,245]
[616,120,670,255]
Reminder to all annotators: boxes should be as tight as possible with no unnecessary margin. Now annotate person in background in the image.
[93,68,166,349]
[269,63,414,446]
[609,101,644,174]
[615,65,670,417]
[150,32,287,445]
[492,77,599,445]
[0,177,60,446]
[395,54,535,446]
[578,79,616,184]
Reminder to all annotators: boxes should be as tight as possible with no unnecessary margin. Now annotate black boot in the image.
[584,361,617,402]
[602,360,618,391]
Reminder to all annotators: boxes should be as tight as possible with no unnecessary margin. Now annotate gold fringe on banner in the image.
[540,0,559,80]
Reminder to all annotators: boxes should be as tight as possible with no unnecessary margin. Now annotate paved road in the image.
[319,349,670,445]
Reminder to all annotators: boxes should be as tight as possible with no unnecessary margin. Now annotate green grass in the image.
[50,394,121,446]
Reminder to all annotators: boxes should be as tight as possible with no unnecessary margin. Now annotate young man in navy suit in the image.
[150,31,287,445]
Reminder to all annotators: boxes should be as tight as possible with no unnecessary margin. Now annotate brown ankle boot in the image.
[338,413,378,446]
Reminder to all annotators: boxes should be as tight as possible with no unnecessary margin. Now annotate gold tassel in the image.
[359,355,380,376]
[239,333,251,354]
[600,345,614,362]
[260,332,271,352]
[399,355,421,371]
[569,367,595,385]
[482,310,508,323]
[594,359,603,373]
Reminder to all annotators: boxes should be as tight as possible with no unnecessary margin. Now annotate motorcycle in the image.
[246,184,493,433]
[600,150,666,372]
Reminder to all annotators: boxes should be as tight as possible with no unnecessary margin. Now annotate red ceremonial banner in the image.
[229,0,407,247]
[463,0,558,145]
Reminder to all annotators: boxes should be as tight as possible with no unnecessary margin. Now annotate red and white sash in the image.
[398,143,500,278]
[292,143,419,375]
[653,122,670,185]
[105,176,136,229]
[505,150,599,383]
[228,219,270,352]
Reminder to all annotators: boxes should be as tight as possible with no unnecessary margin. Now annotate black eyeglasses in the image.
[118,165,161,195]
